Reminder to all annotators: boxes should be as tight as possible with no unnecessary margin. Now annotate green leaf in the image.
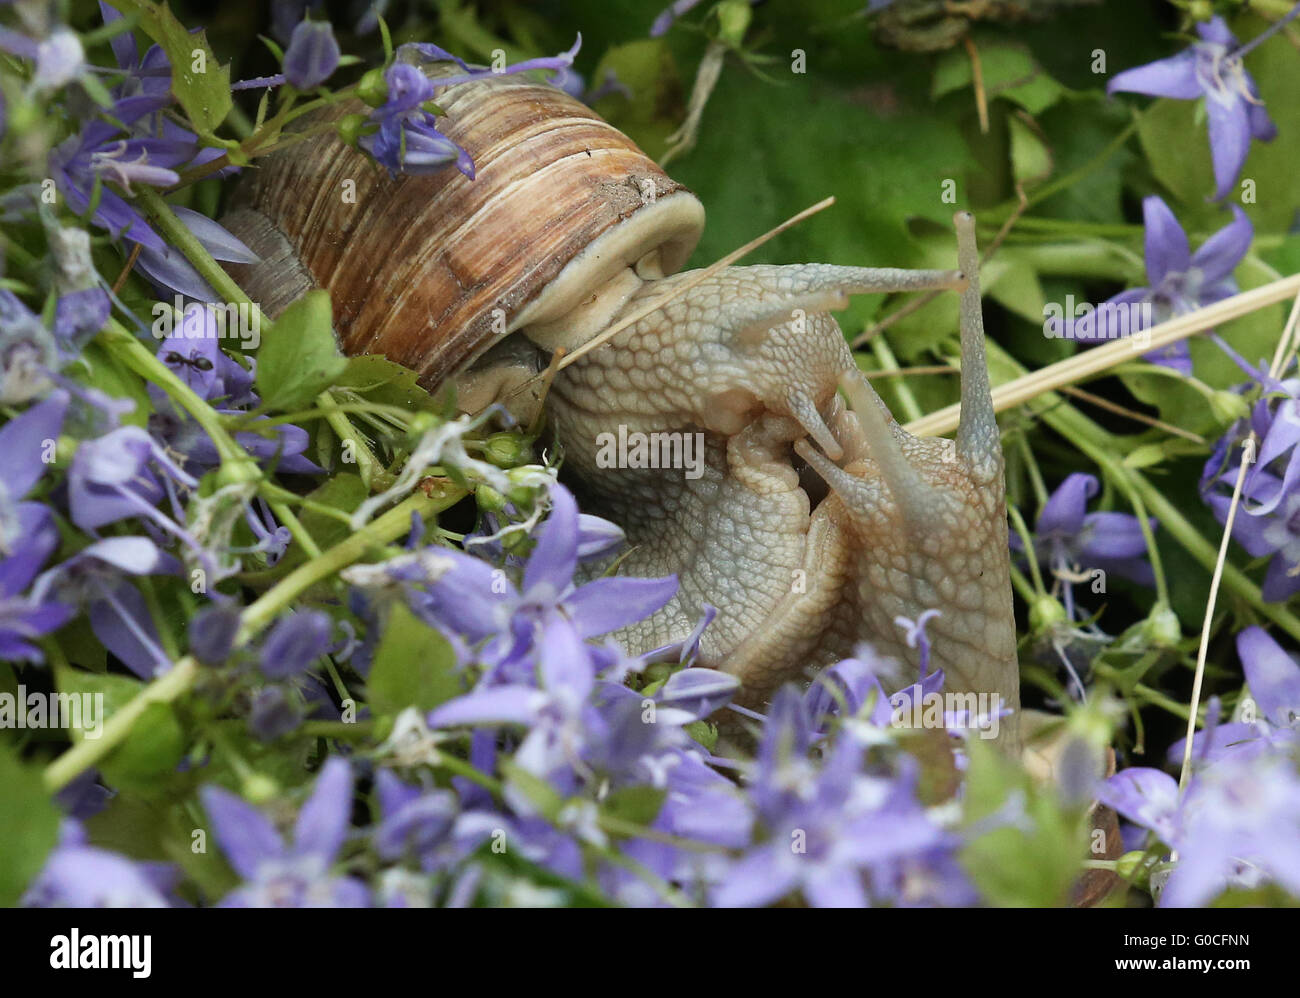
[101,701,186,792]
[55,615,109,673]
[982,250,1047,325]
[48,665,184,793]
[0,742,61,906]
[367,603,461,715]
[501,759,563,822]
[300,473,369,545]
[1007,114,1051,187]
[336,355,430,409]
[72,341,151,427]
[53,665,144,742]
[590,39,685,158]
[255,290,347,411]
[960,739,1083,907]
[932,40,1067,115]
[602,786,666,829]
[104,1,231,136]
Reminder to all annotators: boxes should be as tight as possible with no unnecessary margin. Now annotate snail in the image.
[222,70,1020,747]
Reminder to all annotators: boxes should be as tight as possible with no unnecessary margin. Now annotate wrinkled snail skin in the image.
[221,71,1020,749]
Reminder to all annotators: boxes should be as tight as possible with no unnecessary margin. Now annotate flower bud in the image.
[1141,604,1181,648]
[189,602,242,665]
[1115,850,1154,886]
[1209,390,1249,425]
[284,19,340,90]
[715,0,753,45]
[1028,595,1068,635]
[241,773,280,804]
[482,431,530,468]
[476,484,507,514]
[358,67,389,107]
[214,458,263,488]
[337,112,370,147]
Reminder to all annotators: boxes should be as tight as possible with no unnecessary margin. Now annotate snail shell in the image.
[222,73,705,393]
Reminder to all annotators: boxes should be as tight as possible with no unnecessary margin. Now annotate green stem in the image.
[869,337,922,423]
[1009,563,1037,603]
[44,658,200,792]
[99,322,247,466]
[986,341,1300,644]
[317,389,387,490]
[301,720,376,739]
[238,488,462,640]
[1014,430,1049,508]
[1007,504,1046,594]
[134,186,268,328]
[1018,118,1140,216]
[270,501,321,558]
[43,489,463,792]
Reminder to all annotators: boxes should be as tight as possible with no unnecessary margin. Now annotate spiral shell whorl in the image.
[223,74,704,389]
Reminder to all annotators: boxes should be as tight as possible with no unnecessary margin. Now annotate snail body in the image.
[223,69,1019,746]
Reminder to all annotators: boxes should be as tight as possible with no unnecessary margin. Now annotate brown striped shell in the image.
[222,71,705,392]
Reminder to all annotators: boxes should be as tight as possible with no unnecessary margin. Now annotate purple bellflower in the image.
[1168,627,1299,764]
[1100,752,1300,906]
[714,691,969,907]
[259,610,334,679]
[0,390,74,661]
[1049,196,1252,374]
[23,820,177,907]
[1011,473,1155,619]
[1108,13,1298,200]
[284,19,340,90]
[358,36,581,178]
[31,536,180,678]
[411,484,677,681]
[201,757,369,907]
[1201,352,1300,602]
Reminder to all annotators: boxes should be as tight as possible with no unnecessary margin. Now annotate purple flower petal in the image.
[1192,205,1253,286]
[292,757,353,863]
[1238,626,1300,728]
[1107,50,1202,100]
[0,502,60,596]
[427,685,548,728]
[1196,16,1238,48]
[1097,767,1180,844]
[200,784,287,878]
[562,574,678,639]
[658,667,739,719]
[1141,340,1193,375]
[78,536,175,576]
[536,616,595,704]
[88,584,170,678]
[1142,196,1191,285]
[1078,512,1149,561]
[523,485,579,598]
[1205,97,1252,201]
[284,20,340,90]
[0,388,69,501]
[1037,473,1098,537]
